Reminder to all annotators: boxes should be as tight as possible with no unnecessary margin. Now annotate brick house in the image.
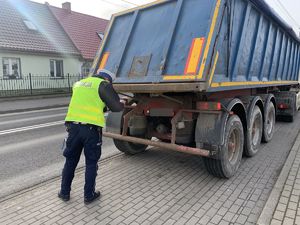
[48,2,108,76]
[0,0,108,81]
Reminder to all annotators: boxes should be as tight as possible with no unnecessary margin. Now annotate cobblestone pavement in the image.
[0,113,300,225]
[258,127,300,225]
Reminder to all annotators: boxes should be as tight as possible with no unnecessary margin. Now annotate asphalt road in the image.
[0,107,119,199]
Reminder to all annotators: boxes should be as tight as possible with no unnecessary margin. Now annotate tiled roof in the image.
[49,5,108,60]
[0,0,80,56]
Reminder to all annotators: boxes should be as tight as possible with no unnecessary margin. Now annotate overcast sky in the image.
[32,0,300,34]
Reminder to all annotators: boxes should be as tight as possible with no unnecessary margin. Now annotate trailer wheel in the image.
[262,102,275,143]
[286,115,294,123]
[107,111,148,155]
[244,106,263,157]
[113,139,147,155]
[203,115,244,178]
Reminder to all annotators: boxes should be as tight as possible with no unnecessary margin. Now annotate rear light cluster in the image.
[278,103,289,109]
[197,102,222,111]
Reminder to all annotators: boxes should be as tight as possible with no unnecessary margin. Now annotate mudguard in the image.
[245,96,263,126]
[195,98,246,158]
[195,112,227,147]
[106,111,123,134]
[256,94,275,117]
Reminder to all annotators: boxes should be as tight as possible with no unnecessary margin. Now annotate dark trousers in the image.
[60,123,102,198]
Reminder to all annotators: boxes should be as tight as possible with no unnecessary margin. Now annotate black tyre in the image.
[203,115,244,178]
[244,106,263,157]
[286,115,294,123]
[109,110,148,155]
[262,102,275,143]
[114,139,147,155]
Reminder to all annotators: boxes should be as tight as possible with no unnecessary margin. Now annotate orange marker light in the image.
[197,102,222,111]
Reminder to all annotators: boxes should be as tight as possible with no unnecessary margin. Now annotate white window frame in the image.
[81,62,92,76]
[23,20,38,31]
[2,58,21,79]
[50,60,64,78]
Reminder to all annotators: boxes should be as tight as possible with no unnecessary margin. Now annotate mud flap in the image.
[195,111,228,159]
[195,98,247,159]
[106,111,123,134]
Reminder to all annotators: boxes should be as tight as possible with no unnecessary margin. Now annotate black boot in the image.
[84,191,101,204]
[58,192,70,201]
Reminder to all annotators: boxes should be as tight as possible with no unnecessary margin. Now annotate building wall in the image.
[0,51,81,77]
[0,51,84,91]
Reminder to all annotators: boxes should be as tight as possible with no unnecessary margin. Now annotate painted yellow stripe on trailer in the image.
[198,0,221,79]
[163,75,196,80]
[99,52,110,70]
[208,51,219,86]
[184,38,205,75]
[211,80,299,88]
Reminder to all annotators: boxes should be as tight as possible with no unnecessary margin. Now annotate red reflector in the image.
[278,103,289,109]
[198,102,209,110]
[197,102,222,111]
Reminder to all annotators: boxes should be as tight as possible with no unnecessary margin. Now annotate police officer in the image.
[58,69,123,204]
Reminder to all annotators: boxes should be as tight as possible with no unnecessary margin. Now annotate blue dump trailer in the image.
[93,0,300,178]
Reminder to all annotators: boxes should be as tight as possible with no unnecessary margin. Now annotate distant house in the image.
[48,2,108,76]
[0,0,108,81]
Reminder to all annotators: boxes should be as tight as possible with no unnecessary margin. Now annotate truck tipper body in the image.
[93,0,300,178]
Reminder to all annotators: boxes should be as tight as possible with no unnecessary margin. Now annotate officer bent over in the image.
[58,69,123,204]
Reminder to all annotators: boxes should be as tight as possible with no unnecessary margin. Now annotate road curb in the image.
[257,130,300,225]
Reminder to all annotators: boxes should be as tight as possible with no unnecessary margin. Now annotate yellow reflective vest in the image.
[65,77,106,127]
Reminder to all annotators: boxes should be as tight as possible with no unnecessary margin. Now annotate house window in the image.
[23,20,38,31]
[2,58,21,79]
[81,62,92,76]
[50,60,63,78]
[97,32,104,40]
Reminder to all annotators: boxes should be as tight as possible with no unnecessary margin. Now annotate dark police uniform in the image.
[59,74,123,203]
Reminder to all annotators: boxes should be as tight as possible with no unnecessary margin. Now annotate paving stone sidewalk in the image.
[258,129,300,225]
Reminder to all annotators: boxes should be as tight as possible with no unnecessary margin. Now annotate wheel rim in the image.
[266,109,275,135]
[228,128,240,163]
[252,115,261,146]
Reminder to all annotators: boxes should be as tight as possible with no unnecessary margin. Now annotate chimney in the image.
[62,2,71,12]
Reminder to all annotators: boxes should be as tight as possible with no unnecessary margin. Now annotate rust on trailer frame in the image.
[122,103,224,144]
[122,109,135,136]
[170,108,223,144]
[103,131,210,157]
[113,83,206,93]
[171,110,182,144]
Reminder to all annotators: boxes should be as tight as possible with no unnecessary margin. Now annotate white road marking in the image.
[0,113,66,126]
[0,121,65,136]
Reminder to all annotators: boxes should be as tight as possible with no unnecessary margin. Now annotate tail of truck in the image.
[94,0,300,178]
[92,0,300,91]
